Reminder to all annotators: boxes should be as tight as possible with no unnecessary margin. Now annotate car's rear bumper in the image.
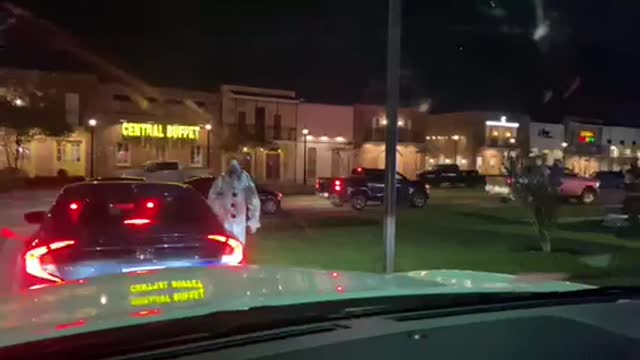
[21,259,228,290]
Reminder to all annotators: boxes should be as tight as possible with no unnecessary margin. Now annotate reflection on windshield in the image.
[129,279,206,307]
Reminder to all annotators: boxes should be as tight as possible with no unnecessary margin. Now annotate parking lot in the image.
[1,187,639,296]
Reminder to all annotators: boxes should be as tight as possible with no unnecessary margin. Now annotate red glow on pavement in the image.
[56,319,87,331]
[130,309,162,318]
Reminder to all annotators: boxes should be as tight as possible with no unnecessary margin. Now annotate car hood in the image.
[0,265,592,347]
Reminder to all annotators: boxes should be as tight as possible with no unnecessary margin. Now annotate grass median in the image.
[250,189,640,285]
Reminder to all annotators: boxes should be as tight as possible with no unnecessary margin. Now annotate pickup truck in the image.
[316,167,430,210]
[417,164,485,188]
[486,168,600,204]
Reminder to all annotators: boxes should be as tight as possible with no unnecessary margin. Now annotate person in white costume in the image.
[207,160,261,245]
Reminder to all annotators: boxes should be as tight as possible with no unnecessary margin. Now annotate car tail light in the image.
[123,218,151,225]
[208,235,244,265]
[69,202,79,211]
[315,180,320,190]
[25,240,75,283]
[276,192,283,200]
[506,177,514,186]
[334,179,342,192]
[145,201,156,209]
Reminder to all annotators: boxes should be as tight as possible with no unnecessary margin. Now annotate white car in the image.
[124,161,187,183]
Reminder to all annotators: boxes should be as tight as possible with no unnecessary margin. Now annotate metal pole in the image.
[206,129,211,168]
[453,139,458,165]
[303,135,308,185]
[90,127,95,178]
[383,0,402,274]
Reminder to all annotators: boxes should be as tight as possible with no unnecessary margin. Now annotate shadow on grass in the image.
[559,220,640,240]
[266,210,380,230]
[457,211,531,226]
[510,244,595,256]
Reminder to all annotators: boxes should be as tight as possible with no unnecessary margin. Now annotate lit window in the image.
[71,143,81,163]
[116,142,131,166]
[55,142,65,162]
[190,145,203,167]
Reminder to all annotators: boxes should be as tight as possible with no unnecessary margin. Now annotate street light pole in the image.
[302,128,309,185]
[88,118,97,178]
[452,135,460,165]
[383,0,402,274]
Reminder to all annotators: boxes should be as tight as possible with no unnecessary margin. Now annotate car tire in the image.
[410,191,427,208]
[262,198,280,215]
[580,188,597,204]
[351,194,367,211]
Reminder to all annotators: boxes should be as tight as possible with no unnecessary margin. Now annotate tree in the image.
[0,82,69,169]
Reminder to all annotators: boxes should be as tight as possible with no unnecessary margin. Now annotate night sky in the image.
[2,0,640,125]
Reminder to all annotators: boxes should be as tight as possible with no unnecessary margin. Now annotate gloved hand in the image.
[247,219,260,234]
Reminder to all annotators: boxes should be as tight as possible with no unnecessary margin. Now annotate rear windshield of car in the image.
[153,162,180,170]
[50,183,216,226]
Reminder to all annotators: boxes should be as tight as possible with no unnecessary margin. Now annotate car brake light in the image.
[145,201,156,209]
[208,235,244,265]
[25,240,75,283]
[69,202,79,211]
[123,218,151,225]
[334,179,342,192]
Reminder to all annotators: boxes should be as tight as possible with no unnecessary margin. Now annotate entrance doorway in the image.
[265,152,281,181]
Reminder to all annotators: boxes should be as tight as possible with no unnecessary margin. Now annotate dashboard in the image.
[175,300,640,360]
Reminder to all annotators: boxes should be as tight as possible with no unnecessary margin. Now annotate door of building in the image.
[265,152,280,182]
[55,140,84,176]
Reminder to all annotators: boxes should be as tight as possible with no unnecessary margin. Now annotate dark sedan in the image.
[21,181,243,290]
[185,176,282,215]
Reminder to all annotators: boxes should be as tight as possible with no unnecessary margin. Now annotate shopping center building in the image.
[89,83,218,178]
[3,67,639,183]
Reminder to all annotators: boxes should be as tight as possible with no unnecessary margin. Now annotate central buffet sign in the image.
[122,122,200,140]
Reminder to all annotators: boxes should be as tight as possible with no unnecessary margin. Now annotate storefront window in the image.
[190,145,203,167]
[71,142,81,162]
[307,147,317,180]
[55,141,65,162]
[116,142,131,166]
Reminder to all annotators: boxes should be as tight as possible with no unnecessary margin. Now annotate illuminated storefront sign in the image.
[122,122,200,140]
[129,279,206,306]
[578,130,596,144]
[485,115,519,129]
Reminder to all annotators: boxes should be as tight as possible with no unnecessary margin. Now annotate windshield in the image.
[1,0,640,352]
